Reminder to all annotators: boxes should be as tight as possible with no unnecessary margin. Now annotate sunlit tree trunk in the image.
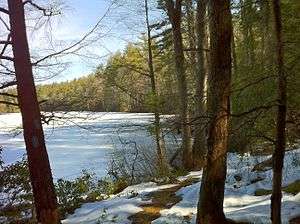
[196,0,232,222]
[192,0,208,170]
[8,0,60,223]
[271,0,286,223]
[165,0,193,170]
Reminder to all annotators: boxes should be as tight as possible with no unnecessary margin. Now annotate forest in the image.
[0,0,300,224]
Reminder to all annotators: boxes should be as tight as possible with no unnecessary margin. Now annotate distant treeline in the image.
[0,41,180,114]
[37,44,179,113]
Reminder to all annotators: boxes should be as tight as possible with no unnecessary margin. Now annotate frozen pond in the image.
[0,112,177,180]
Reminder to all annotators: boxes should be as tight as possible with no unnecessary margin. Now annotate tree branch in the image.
[31,2,114,66]
[0,101,18,106]
[0,16,10,31]
[1,34,12,56]
[230,104,276,118]
[0,41,12,45]
[0,7,9,14]
[0,55,14,62]
[23,0,60,16]
[0,81,17,90]
[0,92,18,98]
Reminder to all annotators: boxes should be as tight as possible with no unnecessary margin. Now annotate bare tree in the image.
[7,0,59,223]
[144,0,169,172]
[271,0,286,223]
[196,0,232,222]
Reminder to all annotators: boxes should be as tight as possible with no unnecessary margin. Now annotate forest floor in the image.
[62,148,300,224]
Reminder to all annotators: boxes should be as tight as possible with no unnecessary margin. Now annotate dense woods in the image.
[0,0,300,223]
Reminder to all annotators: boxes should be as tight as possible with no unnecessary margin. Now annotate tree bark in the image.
[165,0,193,170]
[271,0,286,223]
[8,0,60,223]
[185,0,196,77]
[260,0,274,70]
[196,0,232,223]
[144,0,169,172]
[232,26,238,77]
[240,0,256,68]
[192,0,208,170]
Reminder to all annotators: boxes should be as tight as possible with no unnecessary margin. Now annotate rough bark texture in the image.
[192,0,208,170]
[196,0,232,223]
[145,0,168,172]
[166,0,193,170]
[185,0,196,76]
[8,0,60,223]
[271,0,286,223]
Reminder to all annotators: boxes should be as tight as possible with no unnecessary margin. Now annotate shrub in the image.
[0,157,33,223]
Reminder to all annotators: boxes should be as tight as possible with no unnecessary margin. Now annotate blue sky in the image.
[2,0,164,84]
[25,0,164,84]
[30,0,139,83]
[57,0,120,81]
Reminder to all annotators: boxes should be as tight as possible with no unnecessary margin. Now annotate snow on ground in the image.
[154,149,300,224]
[64,149,300,224]
[1,112,299,223]
[62,182,178,224]
[0,112,176,179]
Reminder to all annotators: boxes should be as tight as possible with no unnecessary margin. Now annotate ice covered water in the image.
[0,112,175,180]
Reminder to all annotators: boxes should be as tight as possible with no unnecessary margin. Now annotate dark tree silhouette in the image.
[271,0,287,223]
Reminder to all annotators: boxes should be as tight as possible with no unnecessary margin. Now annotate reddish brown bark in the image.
[196,0,232,223]
[8,0,60,223]
[271,0,286,223]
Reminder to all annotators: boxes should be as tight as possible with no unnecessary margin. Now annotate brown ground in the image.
[290,216,300,224]
[128,174,299,224]
[128,178,199,224]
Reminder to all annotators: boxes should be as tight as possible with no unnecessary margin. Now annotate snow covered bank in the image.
[63,149,300,224]
[62,182,178,224]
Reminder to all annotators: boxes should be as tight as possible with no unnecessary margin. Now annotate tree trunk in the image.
[260,0,276,73]
[185,0,196,77]
[196,0,232,223]
[144,0,169,172]
[271,0,286,223]
[8,0,60,223]
[240,0,256,68]
[192,0,208,170]
[232,26,238,77]
[166,0,193,170]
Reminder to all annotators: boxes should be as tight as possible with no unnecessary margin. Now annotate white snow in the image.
[63,182,179,224]
[0,112,176,179]
[63,149,300,224]
[1,112,300,223]
[153,149,300,224]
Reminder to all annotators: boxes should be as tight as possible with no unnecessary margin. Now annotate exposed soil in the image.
[290,216,300,224]
[129,174,298,224]
[128,178,199,224]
